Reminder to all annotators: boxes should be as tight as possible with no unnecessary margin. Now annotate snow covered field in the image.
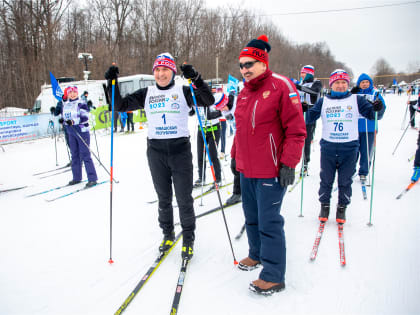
[0,94,419,315]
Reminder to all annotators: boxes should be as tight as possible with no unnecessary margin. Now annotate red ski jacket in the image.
[231,69,306,178]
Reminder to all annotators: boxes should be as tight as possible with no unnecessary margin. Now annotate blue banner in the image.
[393,78,397,85]
[0,114,59,144]
[49,72,64,101]
[227,74,239,95]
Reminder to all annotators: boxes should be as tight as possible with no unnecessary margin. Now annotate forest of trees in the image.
[1,0,400,110]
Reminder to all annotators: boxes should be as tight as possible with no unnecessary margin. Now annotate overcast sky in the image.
[204,0,420,79]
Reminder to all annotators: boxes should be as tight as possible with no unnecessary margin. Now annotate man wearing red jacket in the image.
[231,35,306,295]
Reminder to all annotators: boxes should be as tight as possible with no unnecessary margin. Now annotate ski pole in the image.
[91,115,100,161]
[69,125,119,184]
[49,118,58,166]
[199,142,206,206]
[188,78,238,265]
[299,112,306,218]
[208,122,227,182]
[392,121,410,155]
[367,112,378,227]
[365,119,371,185]
[401,98,409,130]
[109,78,116,264]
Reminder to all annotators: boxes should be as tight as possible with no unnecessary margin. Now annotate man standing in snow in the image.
[351,73,386,181]
[293,65,323,174]
[305,69,385,224]
[410,97,420,182]
[232,35,306,295]
[105,53,214,261]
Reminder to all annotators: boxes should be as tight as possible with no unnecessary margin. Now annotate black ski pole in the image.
[392,121,410,155]
[188,78,238,265]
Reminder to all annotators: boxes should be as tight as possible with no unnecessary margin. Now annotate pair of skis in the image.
[310,221,346,266]
[115,200,242,314]
[26,180,107,201]
[114,233,189,315]
[147,182,233,204]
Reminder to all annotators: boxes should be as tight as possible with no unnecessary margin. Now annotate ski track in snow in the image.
[0,94,419,315]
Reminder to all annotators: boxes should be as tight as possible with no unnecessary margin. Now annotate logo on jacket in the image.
[172,94,178,100]
[171,103,180,110]
[345,113,353,118]
[263,90,271,99]
[347,105,353,111]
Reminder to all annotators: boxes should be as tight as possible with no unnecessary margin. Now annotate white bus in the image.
[32,74,156,114]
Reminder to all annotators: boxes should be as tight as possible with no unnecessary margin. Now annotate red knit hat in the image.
[152,52,177,74]
[239,35,271,66]
[301,65,315,76]
[329,69,350,87]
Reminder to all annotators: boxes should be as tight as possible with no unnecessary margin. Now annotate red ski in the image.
[338,224,346,266]
[310,222,326,261]
[396,180,419,199]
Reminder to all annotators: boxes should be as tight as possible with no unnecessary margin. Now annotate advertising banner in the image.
[0,114,59,144]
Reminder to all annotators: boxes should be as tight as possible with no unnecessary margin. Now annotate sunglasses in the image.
[239,60,259,69]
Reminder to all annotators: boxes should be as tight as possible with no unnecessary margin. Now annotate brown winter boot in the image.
[237,257,261,271]
[249,279,285,295]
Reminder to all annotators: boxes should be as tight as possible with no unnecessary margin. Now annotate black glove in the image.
[351,86,361,94]
[230,158,239,176]
[295,83,302,91]
[279,165,295,187]
[372,99,383,112]
[50,106,56,114]
[189,107,195,116]
[58,118,64,124]
[302,102,308,112]
[66,119,74,126]
[105,65,119,80]
[180,64,198,80]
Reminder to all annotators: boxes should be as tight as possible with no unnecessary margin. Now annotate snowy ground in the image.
[0,94,419,315]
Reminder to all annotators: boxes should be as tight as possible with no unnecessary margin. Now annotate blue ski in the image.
[46,180,108,202]
[26,181,87,198]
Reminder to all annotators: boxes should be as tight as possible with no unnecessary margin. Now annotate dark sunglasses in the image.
[239,60,259,69]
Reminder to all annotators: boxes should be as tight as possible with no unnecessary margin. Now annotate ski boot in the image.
[193,179,204,188]
[411,167,420,182]
[336,204,347,224]
[68,179,81,185]
[159,232,175,253]
[318,203,330,222]
[85,181,97,188]
[225,194,242,206]
[181,239,194,260]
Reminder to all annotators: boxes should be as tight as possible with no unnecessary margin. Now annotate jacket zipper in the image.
[251,100,258,135]
[269,133,278,168]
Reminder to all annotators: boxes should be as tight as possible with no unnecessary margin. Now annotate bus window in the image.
[33,100,41,113]
[139,80,155,89]
[119,80,134,97]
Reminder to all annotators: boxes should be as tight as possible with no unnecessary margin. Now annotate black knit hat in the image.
[245,35,271,53]
[239,35,271,65]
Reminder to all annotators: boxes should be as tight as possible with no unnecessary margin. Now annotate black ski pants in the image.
[147,137,195,242]
[196,124,221,182]
[304,122,316,165]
